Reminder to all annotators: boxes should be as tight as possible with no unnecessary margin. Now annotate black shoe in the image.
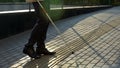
[23,45,36,58]
[36,47,56,55]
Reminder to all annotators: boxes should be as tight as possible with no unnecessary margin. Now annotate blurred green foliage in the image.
[112,2,120,6]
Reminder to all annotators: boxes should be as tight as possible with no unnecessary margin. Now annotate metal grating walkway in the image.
[55,22,120,68]
[0,6,120,68]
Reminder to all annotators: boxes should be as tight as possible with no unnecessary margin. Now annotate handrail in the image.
[0,3,32,12]
[0,2,26,5]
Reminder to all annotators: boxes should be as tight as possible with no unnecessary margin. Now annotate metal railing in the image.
[0,3,32,12]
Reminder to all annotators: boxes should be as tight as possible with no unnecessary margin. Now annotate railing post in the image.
[29,3,31,12]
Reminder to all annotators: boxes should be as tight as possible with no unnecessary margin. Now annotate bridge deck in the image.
[0,6,120,68]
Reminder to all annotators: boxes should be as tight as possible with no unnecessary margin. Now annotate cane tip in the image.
[71,52,74,54]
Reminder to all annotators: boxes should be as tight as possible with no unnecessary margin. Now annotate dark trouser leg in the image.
[27,19,49,46]
[27,2,49,46]
[35,20,49,49]
[23,15,49,58]
[24,2,55,56]
[23,2,49,58]
[32,2,56,55]
[32,2,49,48]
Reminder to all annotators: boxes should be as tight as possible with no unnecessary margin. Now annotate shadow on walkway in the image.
[23,55,54,68]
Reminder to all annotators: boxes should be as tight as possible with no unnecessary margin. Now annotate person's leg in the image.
[23,2,42,58]
[35,21,56,55]
[23,21,40,58]
[32,2,56,55]
[23,19,48,58]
